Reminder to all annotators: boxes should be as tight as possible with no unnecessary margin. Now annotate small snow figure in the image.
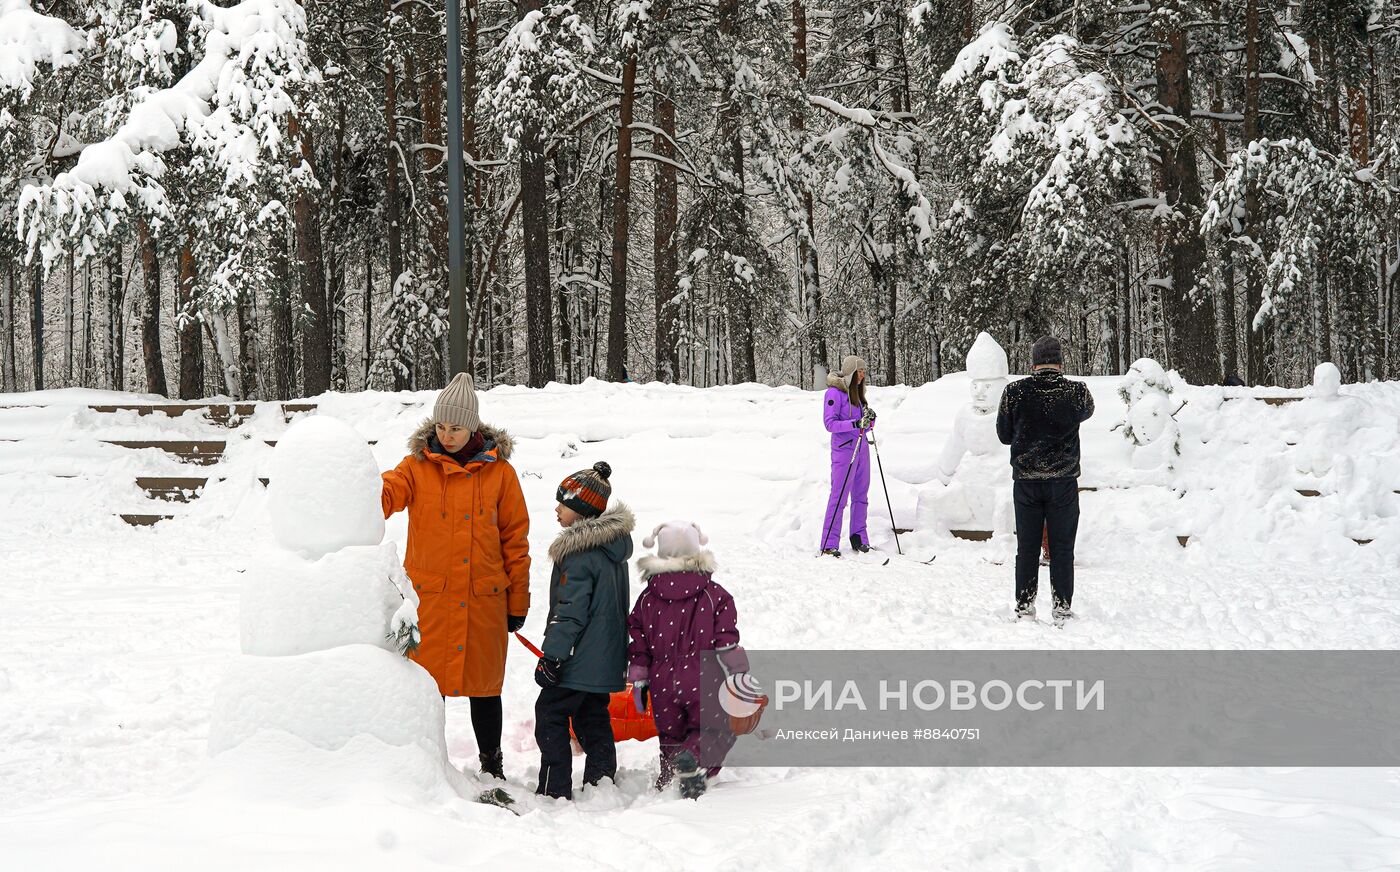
[1117,357,1179,472]
[208,415,461,801]
[533,462,634,801]
[627,521,751,799]
[1312,361,1341,400]
[923,332,1014,535]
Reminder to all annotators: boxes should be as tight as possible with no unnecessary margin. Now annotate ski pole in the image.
[514,632,544,658]
[868,429,903,555]
[821,433,863,551]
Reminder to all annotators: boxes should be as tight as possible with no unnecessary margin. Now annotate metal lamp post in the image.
[444,0,470,375]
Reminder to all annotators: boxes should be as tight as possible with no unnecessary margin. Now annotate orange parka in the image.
[382,419,531,697]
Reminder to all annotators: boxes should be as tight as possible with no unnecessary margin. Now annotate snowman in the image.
[208,415,465,800]
[919,332,1014,534]
[1117,357,1179,473]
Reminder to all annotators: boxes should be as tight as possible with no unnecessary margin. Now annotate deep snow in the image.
[1,375,1398,870]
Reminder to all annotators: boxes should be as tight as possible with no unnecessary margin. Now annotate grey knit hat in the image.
[434,373,480,430]
[840,355,868,378]
[1031,336,1063,367]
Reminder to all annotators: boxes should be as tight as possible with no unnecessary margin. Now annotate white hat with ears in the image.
[643,520,709,558]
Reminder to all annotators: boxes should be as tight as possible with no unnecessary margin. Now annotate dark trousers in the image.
[535,686,616,800]
[1013,479,1079,609]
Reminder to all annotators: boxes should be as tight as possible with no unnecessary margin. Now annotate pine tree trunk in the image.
[2,265,14,391]
[518,0,556,387]
[1154,5,1217,384]
[30,263,43,390]
[1242,0,1271,385]
[292,119,330,395]
[1209,77,1238,380]
[236,293,257,399]
[653,88,680,383]
[269,218,296,398]
[606,49,637,382]
[718,0,755,383]
[792,0,825,385]
[107,248,125,390]
[177,240,204,399]
[138,221,168,396]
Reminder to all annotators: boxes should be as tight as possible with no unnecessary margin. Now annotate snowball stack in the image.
[208,415,463,801]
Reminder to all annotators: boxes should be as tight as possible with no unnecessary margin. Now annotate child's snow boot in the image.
[1052,602,1073,628]
[673,750,707,800]
[849,535,871,553]
[479,749,505,780]
[1015,602,1036,621]
[820,548,842,559]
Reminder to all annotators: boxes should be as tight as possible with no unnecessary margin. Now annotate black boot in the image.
[478,748,505,780]
[820,548,842,559]
[849,535,871,553]
[673,750,707,800]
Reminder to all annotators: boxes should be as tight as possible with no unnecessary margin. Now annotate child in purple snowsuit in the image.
[627,520,749,798]
[821,355,875,555]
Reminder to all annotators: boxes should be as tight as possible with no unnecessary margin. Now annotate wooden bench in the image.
[88,401,319,426]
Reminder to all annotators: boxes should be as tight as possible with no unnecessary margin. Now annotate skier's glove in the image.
[534,657,563,689]
[632,681,650,714]
[507,614,526,633]
[858,407,877,430]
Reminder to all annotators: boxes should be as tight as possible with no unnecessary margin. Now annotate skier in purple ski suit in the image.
[821,355,875,556]
[627,520,748,798]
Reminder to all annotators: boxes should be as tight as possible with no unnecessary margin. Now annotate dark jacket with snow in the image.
[542,503,635,694]
[995,369,1095,480]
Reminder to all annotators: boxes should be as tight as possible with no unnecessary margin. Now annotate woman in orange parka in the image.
[381,373,531,780]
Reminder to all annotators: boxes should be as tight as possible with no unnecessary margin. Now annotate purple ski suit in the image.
[821,376,870,550]
[626,551,748,780]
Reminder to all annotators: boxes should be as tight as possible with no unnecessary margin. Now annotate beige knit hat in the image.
[840,355,868,378]
[434,373,480,430]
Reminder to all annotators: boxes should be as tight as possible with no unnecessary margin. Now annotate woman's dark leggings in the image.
[469,695,502,756]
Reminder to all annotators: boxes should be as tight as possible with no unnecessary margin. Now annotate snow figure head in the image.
[965,332,1009,414]
[267,416,385,559]
[643,520,708,558]
[1312,362,1341,399]
[1119,358,1172,406]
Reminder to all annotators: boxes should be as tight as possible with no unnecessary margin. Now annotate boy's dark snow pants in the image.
[535,686,616,799]
[1013,479,1079,609]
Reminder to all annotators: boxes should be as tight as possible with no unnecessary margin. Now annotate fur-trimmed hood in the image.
[549,502,636,563]
[826,372,849,390]
[637,550,717,581]
[636,551,718,603]
[407,417,515,462]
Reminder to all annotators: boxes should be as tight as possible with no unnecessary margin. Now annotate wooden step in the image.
[135,476,271,501]
[106,438,376,465]
[89,401,319,426]
[949,529,993,542]
[1296,489,1321,497]
[105,440,232,464]
[119,513,175,526]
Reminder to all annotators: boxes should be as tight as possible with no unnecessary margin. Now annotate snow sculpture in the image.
[1117,357,1179,471]
[1311,361,1341,400]
[209,416,459,797]
[920,332,1013,533]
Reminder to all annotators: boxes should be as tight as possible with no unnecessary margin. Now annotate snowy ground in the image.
[2,377,1399,870]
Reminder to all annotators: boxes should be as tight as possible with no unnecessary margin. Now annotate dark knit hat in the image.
[556,461,613,518]
[1031,335,1063,367]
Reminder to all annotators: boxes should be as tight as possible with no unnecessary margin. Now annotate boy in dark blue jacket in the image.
[533,461,634,799]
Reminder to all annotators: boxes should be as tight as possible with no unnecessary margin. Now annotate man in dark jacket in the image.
[533,461,634,799]
[996,336,1094,624]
